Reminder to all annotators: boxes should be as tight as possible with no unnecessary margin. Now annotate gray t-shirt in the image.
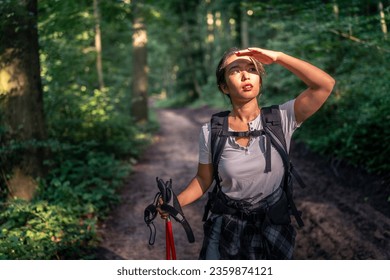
[199,99,300,203]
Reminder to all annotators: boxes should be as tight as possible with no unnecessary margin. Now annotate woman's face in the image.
[221,54,261,103]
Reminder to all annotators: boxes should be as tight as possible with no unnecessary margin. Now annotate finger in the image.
[156,206,169,220]
[235,49,253,56]
[247,48,260,52]
[161,212,169,220]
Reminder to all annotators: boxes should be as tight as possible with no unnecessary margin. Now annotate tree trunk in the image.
[93,0,105,89]
[179,1,203,101]
[131,0,148,123]
[333,2,339,21]
[0,0,47,200]
[240,5,249,48]
[378,2,388,40]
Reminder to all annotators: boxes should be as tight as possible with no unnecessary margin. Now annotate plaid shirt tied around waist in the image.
[199,187,296,260]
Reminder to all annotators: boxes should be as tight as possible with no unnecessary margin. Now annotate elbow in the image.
[310,75,336,94]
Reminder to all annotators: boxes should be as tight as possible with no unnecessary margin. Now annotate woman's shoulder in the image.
[262,99,295,122]
[278,99,295,112]
[278,99,301,132]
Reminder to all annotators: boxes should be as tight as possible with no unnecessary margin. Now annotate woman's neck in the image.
[230,102,260,123]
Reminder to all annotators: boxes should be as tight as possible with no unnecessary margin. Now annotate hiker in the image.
[159,47,335,259]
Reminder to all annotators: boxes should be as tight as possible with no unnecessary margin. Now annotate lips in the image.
[242,83,253,91]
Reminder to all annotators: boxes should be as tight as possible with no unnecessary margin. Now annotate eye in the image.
[248,67,257,73]
[229,69,241,75]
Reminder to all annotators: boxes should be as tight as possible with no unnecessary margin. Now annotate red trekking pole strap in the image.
[165,218,176,260]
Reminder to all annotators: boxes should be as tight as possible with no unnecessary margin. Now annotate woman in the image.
[161,47,335,259]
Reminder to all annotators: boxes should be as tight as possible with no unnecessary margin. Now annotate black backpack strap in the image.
[202,111,229,221]
[261,105,307,189]
[261,105,288,150]
[210,111,230,184]
[265,130,305,227]
[261,105,306,227]
[261,105,287,173]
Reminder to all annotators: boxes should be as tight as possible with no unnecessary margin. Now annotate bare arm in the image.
[177,163,214,207]
[275,52,335,123]
[236,48,336,123]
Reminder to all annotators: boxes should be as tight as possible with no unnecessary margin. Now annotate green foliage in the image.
[295,50,390,173]
[0,200,96,260]
[0,140,134,259]
[0,0,155,259]
[42,144,129,211]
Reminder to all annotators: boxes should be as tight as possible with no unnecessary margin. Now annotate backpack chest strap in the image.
[221,130,265,137]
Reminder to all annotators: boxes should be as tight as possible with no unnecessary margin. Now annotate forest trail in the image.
[94,106,390,260]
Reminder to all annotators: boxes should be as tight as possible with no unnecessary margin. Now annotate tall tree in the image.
[378,1,388,40]
[131,0,148,123]
[0,0,47,200]
[240,4,249,48]
[178,0,204,101]
[93,0,105,89]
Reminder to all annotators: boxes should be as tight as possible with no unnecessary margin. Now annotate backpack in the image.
[202,105,306,227]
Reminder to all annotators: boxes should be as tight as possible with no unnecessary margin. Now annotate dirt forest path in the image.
[95,106,390,260]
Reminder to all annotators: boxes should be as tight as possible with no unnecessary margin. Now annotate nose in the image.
[241,70,250,80]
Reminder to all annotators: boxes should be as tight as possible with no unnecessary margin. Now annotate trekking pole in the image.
[165,217,176,260]
[144,178,194,260]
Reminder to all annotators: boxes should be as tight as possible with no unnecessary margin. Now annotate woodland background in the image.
[0,0,389,259]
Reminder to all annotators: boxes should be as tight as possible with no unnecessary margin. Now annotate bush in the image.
[0,200,96,260]
[294,50,390,174]
[0,140,133,259]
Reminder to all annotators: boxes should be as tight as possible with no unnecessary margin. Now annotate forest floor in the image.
[94,106,390,260]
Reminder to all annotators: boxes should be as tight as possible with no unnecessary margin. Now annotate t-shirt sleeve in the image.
[198,122,212,164]
[279,99,301,150]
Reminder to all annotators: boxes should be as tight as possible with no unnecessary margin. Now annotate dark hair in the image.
[215,47,265,93]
